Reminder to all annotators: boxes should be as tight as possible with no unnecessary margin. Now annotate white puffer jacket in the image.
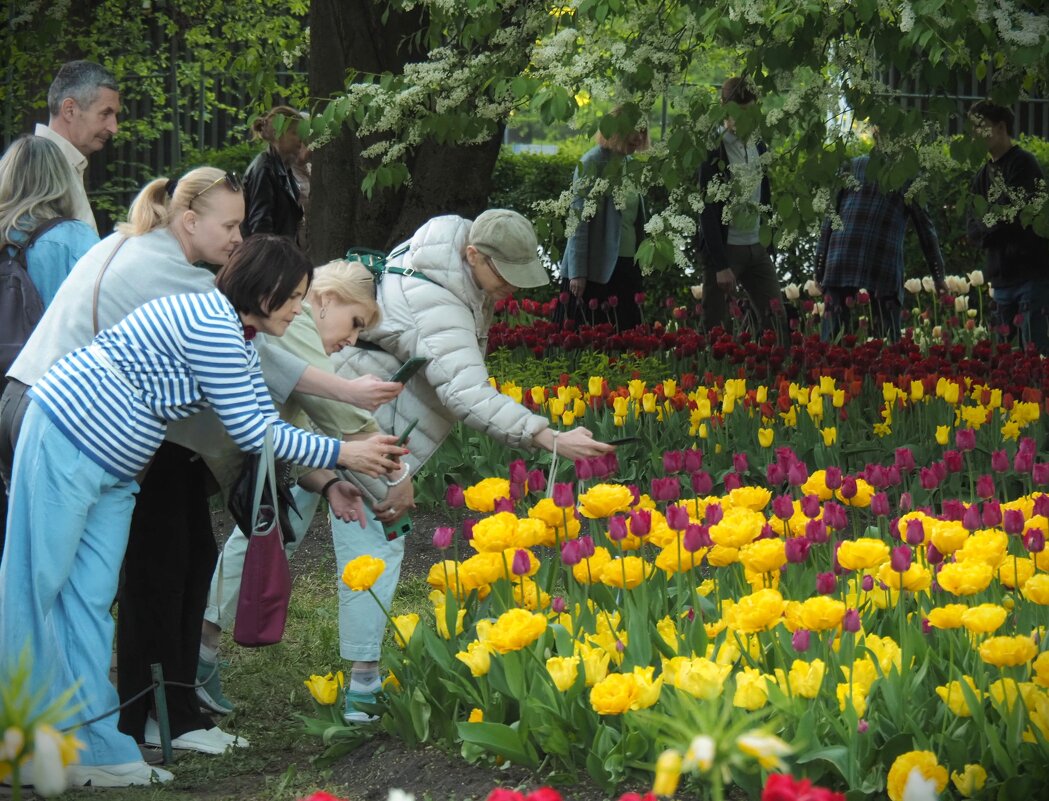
[330,215,550,499]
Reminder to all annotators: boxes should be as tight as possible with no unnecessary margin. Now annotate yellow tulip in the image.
[455,640,491,677]
[820,426,837,446]
[303,672,341,705]
[341,555,386,591]
[391,613,419,647]
[546,655,580,691]
[887,751,948,801]
[588,376,604,397]
[652,749,682,796]
[951,764,987,797]
[468,708,484,723]
[757,428,774,448]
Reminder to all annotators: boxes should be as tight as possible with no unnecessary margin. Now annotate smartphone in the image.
[385,514,413,541]
[395,418,419,447]
[608,436,641,446]
[389,356,429,384]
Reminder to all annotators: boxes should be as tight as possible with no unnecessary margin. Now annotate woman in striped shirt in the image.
[0,235,406,787]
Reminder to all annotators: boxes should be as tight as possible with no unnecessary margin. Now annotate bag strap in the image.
[92,236,130,335]
[3,217,74,263]
[250,425,280,535]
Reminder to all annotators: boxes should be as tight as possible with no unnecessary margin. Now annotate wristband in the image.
[320,477,341,500]
[384,463,410,487]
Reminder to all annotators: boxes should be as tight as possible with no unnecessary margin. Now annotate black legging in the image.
[117,441,217,740]
[554,256,644,332]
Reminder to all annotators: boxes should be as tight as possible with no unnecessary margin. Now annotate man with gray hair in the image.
[34,60,120,232]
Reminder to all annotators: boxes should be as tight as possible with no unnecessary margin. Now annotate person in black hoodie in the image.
[967,100,1049,352]
[242,106,305,243]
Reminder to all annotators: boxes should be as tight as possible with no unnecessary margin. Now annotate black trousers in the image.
[117,441,217,740]
[555,256,644,331]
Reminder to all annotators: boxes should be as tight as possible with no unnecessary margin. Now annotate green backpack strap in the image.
[345,243,435,285]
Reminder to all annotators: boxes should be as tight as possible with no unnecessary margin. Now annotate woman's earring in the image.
[319,305,327,319]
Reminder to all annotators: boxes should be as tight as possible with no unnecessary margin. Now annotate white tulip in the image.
[814,301,825,316]
[0,727,24,762]
[968,269,985,286]
[683,734,715,772]
[904,278,922,294]
[954,295,969,312]
[944,275,961,294]
[784,283,800,301]
[901,767,940,801]
[804,279,822,297]
[690,284,703,300]
[29,726,67,797]
[967,309,977,318]
[921,276,935,293]
[988,285,995,299]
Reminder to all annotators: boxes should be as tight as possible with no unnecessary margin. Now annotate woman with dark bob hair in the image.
[0,234,406,787]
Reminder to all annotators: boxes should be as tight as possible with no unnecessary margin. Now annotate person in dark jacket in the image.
[241,106,305,242]
[559,110,649,331]
[696,77,781,334]
[966,100,1049,353]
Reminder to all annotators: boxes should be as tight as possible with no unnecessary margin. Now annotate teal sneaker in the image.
[343,688,380,724]
[196,656,235,715]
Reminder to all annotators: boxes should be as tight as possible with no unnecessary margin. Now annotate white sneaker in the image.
[144,717,249,754]
[67,760,174,786]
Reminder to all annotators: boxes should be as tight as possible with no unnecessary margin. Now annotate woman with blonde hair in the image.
[242,105,306,241]
[0,135,99,547]
[199,259,414,724]
[0,166,401,784]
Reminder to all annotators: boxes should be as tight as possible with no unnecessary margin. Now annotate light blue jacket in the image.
[7,219,99,308]
[561,146,643,284]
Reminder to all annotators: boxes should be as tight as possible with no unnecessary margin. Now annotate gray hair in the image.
[47,60,118,116]
[0,136,80,246]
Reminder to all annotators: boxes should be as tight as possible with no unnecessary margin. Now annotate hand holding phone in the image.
[389,357,430,385]
[395,419,419,447]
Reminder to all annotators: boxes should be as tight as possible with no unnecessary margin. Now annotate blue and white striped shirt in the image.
[30,290,339,481]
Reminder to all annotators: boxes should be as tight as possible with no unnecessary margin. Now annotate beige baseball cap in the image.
[469,209,549,289]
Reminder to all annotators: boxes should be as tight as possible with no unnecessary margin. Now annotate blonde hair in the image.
[250,106,302,145]
[118,166,232,236]
[309,260,380,327]
[0,136,80,246]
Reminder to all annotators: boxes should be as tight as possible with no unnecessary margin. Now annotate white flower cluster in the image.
[899,1,916,33]
[992,0,1048,47]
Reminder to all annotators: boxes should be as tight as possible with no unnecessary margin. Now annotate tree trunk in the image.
[308,0,504,262]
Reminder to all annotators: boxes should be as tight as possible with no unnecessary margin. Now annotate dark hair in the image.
[47,60,118,116]
[721,76,757,105]
[969,100,1014,137]
[215,234,312,317]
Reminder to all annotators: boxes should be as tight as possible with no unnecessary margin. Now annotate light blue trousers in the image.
[205,484,404,662]
[0,402,141,766]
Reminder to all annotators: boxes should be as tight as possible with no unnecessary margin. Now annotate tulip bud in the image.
[560,539,582,566]
[824,466,843,490]
[857,719,869,733]
[838,475,857,499]
[822,501,848,530]
[733,452,749,474]
[445,484,465,508]
[801,494,822,519]
[1034,463,1049,486]
[663,450,685,474]
[894,447,916,473]
[684,448,703,472]
[925,542,944,565]
[805,518,829,543]
[785,537,811,564]
[899,492,913,513]
[861,574,875,591]
[578,535,595,558]
[666,504,690,531]
[690,470,712,496]
[432,527,455,550]
[890,545,913,572]
[942,499,965,521]
[791,629,811,652]
[772,494,795,521]
[976,474,995,499]
[552,482,575,508]
[990,449,1009,473]
[842,609,861,633]
[870,492,891,517]
[1034,494,1049,516]
[512,549,531,576]
[905,518,925,545]
[1014,449,1034,473]
[629,508,652,537]
[963,504,983,531]
[494,496,514,513]
[508,459,528,485]
[816,572,837,594]
[1024,528,1046,553]
[943,450,963,473]
[705,503,724,525]
[527,468,547,493]
[608,515,628,541]
[683,523,712,552]
[955,428,976,451]
[509,481,525,501]
[787,461,809,487]
[981,499,1002,527]
[766,462,785,484]
[574,458,593,481]
[723,472,742,492]
[551,596,567,613]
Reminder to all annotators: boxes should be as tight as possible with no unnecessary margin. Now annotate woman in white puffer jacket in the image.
[329,210,612,717]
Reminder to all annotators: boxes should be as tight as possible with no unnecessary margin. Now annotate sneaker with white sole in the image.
[196,655,235,714]
[67,760,174,787]
[343,688,381,724]
[144,717,249,754]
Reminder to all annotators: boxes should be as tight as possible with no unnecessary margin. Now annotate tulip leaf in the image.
[409,687,432,743]
[796,745,850,780]
[456,721,540,768]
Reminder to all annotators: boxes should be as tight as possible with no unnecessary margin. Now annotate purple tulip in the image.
[982,499,1002,527]
[926,542,944,565]
[684,448,703,472]
[976,475,995,499]
[816,572,837,594]
[787,461,809,487]
[772,494,795,521]
[943,450,964,473]
[683,523,711,552]
[838,475,857,500]
[857,719,869,734]
[627,483,641,506]
[578,535,595,558]
[690,470,712,496]
[806,518,829,543]
[785,537,811,564]
[705,502,724,525]
[445,484,465,508]
[942,499,965,521]
[602,452,620,477]
[663,450,685,474]
[509,459,528,485]
[432,526,455,550]
[870,492,891,517]
[574,458,593,481]
[822,501,848,530]
[553,482,575,508]
[899,492,913,513]
[801,494,822,519]
[666,504,690,531]
[766,462,786,485]
[527,468,547,493]
[724,472,743,492]
[733,452,749,474]
[1024,528,1046,553]
[956,427,976,451]
[1034,495,1049,516]
[919,467,939,490]
[963,504,983,531]
[509,481,525,501]
[494,496,514,513]
[921,619,932,636]
[905,518,925,546]
[1033,463,1049,486]
[512,549,531,575]
[608,515,628,541]
[861,574,875,591]
[886,465,902,487]
[990,449,1009,473]
[629,508,652,537]
[894,447,916,473]
[1014,449,1034,473]
[551,596,566,613]
[824,466,843,490]
[462,518,476,541]
[560,539,582,566]
[890,546,913,572]
[842,609,861,633]
[651,476,681,502]
[791,629,811,652]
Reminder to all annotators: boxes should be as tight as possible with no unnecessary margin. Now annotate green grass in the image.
[62,568,435,800]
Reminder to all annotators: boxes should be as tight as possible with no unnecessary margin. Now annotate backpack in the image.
[0,217,71,378]
[344,243,435,286]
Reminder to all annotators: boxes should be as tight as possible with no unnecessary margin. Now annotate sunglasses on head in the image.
[188,171,242,210]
